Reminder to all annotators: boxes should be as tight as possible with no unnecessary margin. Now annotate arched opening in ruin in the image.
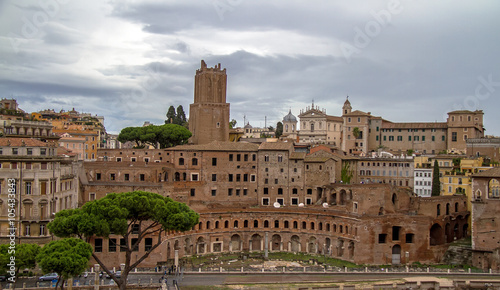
[272,234,281,251]
[337,239,344,257]
[339,190,346,205]
[290,235,300,252]
[308,236,317,253]
[250,234,262,251]
[184,238,192,255]
[392,245,401,265]
[330,192,337,205]
[430,223,444,246]
[348,241,355,259]
[325,238,331,255]
[196,237,206,254]
[231,234,241,251]
[316,187,323,202]
[463,224,469,237]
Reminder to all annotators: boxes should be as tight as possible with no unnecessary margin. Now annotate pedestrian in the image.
[168,268,171,275]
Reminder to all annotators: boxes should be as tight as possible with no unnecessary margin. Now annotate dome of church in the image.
[244,122,253,129]
[283,110,297,122]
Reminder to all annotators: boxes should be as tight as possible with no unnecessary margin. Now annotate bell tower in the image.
[342,96,352,115]
[189,60,230,144]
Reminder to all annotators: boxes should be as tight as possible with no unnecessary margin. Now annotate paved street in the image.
[3,272,500,289]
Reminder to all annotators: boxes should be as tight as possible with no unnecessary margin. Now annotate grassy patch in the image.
[268,252,358,268]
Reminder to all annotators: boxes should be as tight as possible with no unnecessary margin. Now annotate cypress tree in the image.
[431,160,441,196]
[165,106,176,124]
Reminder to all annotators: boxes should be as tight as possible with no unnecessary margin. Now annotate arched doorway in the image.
[308,236,317,253]
[197,237,206,254]
[325,238,331,255]
[272,234,281,251]
[231,234,241,251]
[184,238,192,255]
[337,239,344,257]
[430,223,444,245]
[250,234,261,251]
[392,245,401,265]
[291,235,300,252]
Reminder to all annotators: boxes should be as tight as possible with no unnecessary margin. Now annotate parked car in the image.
[38,273,59,281]
[105,271,121,279]
[0,275,7,282]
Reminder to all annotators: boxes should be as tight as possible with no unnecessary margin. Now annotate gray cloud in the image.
[0,0,499,135]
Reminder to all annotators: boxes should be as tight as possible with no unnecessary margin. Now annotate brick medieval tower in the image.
[189,60,230,144]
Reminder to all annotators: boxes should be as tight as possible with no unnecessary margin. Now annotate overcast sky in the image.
[1,0,499,135]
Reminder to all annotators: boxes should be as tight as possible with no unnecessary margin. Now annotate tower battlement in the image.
[189,60,230,144]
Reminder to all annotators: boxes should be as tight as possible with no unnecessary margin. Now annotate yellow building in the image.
[441,157,492,230]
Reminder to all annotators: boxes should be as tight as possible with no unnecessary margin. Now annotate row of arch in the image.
[195,218,357,236]
[429,216,469,245]
[166,234,356,260]
[436,201,467,217]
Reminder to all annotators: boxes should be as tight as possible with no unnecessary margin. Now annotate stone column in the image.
[264,232,269,259]
[249,240,253,251]
[174,250,179,268]
[94,264,100,290]
[288,241,291,252]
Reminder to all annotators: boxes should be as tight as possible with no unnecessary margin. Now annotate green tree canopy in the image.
[117,124,191,149]
[432,160,441,196]
[0,243,41,278]
[48,191,199,290]
[165,105,188,128]
[176,105,187,124]
[352,127,360,139]
[341,162,354,184]
[36,238,92,290]
[275,122,283,138]
[165,106,176,124]
[229,119,237,129]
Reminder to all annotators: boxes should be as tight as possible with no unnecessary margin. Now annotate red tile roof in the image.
[0,138,49,147]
